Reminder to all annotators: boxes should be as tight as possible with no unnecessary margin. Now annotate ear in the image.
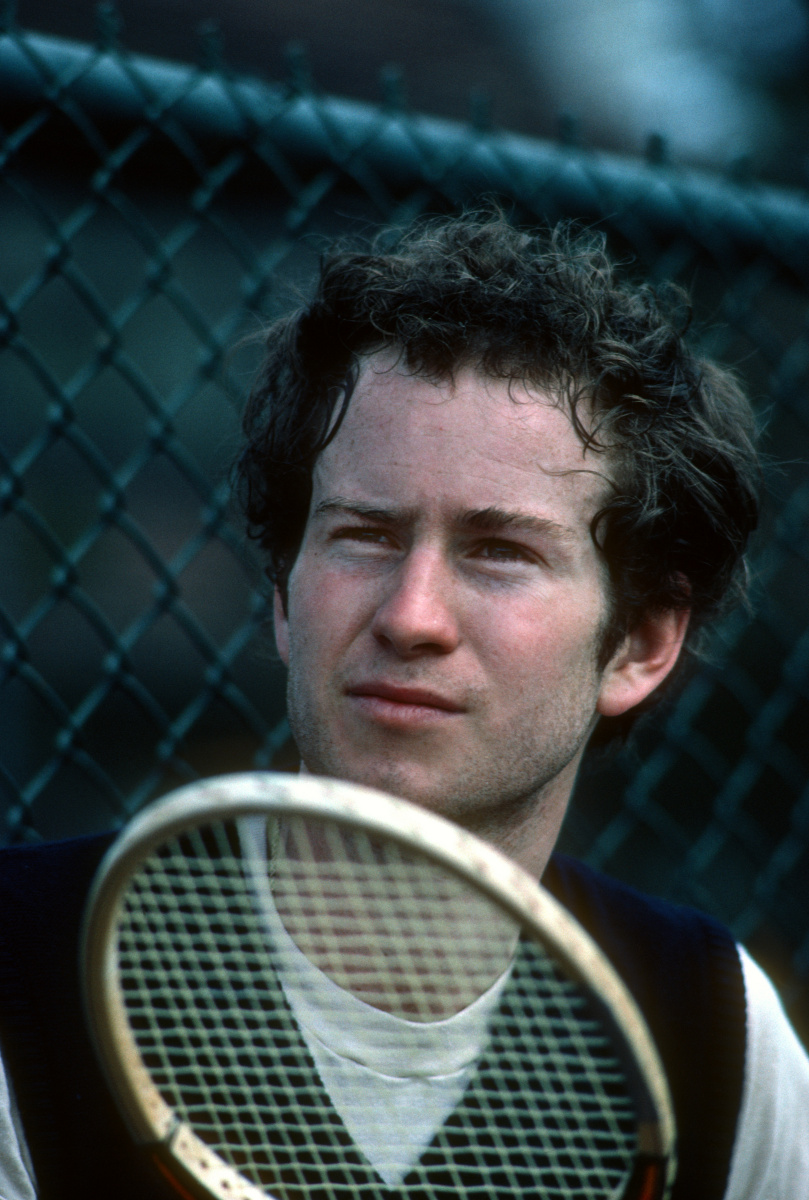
[273,586,290,667]
[596,608,690,718]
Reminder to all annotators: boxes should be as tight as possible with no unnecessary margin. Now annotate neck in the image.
[451,770,575,882]
[266,813,519,1019]
[296,756,578,883]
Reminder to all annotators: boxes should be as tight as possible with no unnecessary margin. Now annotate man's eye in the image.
[476,540,533,563]
[334,527,392,546]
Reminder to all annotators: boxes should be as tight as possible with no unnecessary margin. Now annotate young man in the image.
[238,212,752,875]
[236,212,809,1198]
[0,213,806,1200]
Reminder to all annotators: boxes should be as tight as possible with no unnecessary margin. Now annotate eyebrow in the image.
[313,499,406,524]
[458,506,576,543]
[313,499,576,544]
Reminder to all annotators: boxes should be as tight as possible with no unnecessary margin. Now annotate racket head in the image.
[82,771,677,1200]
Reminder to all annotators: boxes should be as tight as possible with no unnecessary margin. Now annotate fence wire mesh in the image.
[1,12,808,1037]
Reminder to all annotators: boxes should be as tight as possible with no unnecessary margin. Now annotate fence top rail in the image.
[2,27,809,274]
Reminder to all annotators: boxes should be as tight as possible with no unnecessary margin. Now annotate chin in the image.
[322,756,448,812]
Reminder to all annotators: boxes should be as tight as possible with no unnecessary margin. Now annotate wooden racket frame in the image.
[81,771,677,1200]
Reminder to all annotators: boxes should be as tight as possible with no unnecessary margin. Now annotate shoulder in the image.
[543,853,743,1009]
[0,831,115,899]
[0,829,115,872]
[544,852,734,946]
[0,832,117,978]
[0,830,116,880]
[0,830,195,1200]
[544,854,745,1200]
[724,948,809,1200]
[543,851,745,1057]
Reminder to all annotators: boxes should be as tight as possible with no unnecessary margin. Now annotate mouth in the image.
[345,682,465,724]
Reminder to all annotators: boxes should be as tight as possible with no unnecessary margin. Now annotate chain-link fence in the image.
[1,10,808,1037]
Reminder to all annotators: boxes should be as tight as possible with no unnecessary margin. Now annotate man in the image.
[235,211,809,1198]
[239,212,749,882]
[0,212,806,1200]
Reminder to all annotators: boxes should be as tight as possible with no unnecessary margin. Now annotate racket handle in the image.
[627,1154,675,1200]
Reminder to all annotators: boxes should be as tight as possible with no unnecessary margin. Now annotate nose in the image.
[371,548,460,658]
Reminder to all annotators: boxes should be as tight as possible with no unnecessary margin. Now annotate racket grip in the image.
[626,1154,676,1200]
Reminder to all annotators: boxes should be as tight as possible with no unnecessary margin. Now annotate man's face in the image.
[274,355,620,862]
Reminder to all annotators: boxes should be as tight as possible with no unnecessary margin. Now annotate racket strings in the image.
[114,818,639,1199]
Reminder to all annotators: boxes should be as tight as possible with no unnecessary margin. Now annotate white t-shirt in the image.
[725,949,809,1198]
[259,862,515,1185]
[0,1053,35,1200]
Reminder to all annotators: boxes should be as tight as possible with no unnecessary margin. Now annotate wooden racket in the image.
[81,771,677,1200]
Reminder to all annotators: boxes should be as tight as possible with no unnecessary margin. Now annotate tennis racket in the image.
[81,771,677,1200]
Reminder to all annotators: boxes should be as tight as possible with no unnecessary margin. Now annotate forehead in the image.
[313,355,612,524]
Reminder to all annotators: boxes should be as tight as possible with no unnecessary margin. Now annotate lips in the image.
[346,682,465,714]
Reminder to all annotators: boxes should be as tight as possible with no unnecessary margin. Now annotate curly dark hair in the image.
[237,212,760,702]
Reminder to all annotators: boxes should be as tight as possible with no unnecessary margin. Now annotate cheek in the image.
[286,563,367,658]
[488,589,603,663]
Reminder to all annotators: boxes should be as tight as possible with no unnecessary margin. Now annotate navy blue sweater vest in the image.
[0,833,745,1200]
